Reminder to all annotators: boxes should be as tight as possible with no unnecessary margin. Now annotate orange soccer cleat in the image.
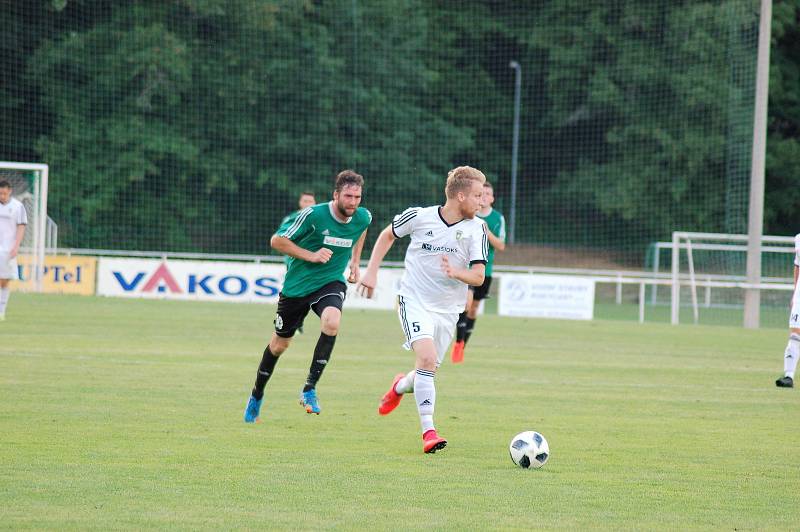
[422,429,447,454]
[378,373,406,415]
[450,340,465,363]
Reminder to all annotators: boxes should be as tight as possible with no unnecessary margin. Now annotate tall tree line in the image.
[1,0,797,260]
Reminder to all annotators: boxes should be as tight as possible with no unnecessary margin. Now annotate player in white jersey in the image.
[358,166,488,453]
[776,233,800,388]
[0,180,28,321]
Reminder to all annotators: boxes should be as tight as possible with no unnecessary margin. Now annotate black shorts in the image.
[274,280,347,338]
[470,275,493,301]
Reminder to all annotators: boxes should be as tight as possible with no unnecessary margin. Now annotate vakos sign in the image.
[97,258,285,303]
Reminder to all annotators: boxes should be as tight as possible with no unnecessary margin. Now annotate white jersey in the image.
[392,205,488,313]
[0,197,27,252]
[794,234,800,267]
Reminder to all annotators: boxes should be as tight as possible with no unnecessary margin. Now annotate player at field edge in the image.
[450,180,506,363]
[776,233,800,388]
[244,170,371,422]
[358,166,488,453]
[0,180,27,321]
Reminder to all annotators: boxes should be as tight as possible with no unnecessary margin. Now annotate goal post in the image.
[669,231,794,326]
[0,162,49,292]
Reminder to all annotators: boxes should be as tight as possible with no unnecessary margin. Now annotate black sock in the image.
[303,332,336,392]
[252,346,280,400]
[463,317,476,344]
[456,311,469,342]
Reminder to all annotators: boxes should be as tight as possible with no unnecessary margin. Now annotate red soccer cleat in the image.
[422,429,447,454]
[450,340,465,364]
[378,373,406,416]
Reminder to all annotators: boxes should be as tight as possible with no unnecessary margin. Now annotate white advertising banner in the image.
[97,257,403,309]
[97,258,286,303]
[345,268,403,310]
[498,273,595,320]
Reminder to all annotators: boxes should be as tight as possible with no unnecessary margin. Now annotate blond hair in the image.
[445,166,486,199]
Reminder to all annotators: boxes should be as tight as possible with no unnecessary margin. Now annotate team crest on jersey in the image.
[455,230,463,240]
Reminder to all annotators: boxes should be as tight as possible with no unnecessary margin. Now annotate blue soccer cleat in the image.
[300,389,321,415]
[244,395,263,423]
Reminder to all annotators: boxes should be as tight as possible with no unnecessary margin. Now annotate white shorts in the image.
[396,295,458,365]
[0,252,19,280]
[790,286,800,328]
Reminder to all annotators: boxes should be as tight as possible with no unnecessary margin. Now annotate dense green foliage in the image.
[1,1,798,258]
[1,294,797,528]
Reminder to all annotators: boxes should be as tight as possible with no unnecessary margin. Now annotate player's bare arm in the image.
[10,224,25,259]
[357,224,396,298]
[348,230,368,283]
[270,234,333,264]
[485,228,505,251]
[441,256,485,286]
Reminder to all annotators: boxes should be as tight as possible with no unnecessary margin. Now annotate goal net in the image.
[0,162,49,292]
[657,232,795,326]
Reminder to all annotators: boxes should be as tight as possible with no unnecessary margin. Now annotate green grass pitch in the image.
[1,294,798,529]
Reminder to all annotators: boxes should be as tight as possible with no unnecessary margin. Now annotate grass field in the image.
[1,293,799,529]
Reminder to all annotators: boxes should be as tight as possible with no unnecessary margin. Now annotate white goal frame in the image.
[669,231,795,325]
[0,162,49,292]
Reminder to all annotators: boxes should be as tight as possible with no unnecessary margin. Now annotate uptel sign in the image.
[14,255,97,295]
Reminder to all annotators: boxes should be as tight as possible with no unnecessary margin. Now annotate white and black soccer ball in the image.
[509,431,549,469]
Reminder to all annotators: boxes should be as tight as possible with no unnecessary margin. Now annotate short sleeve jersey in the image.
[276,201,371,298]
[392,205,488,314]
[477,208,506,276]
[0,197,27,252]
[279,210,302,267]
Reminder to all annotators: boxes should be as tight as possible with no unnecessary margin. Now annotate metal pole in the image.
[671,231,680,325]
[509,61,521,245]
[743,0,772,329]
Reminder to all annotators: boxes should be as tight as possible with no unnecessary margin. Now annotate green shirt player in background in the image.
[244,170,371,422]
[450,180,506,363]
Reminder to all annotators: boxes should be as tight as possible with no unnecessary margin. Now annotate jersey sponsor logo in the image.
[323,235,353,247]
[421,242,459,253]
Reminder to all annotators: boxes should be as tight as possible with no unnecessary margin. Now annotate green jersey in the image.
[276,201,372,298]
[477,208,506,276]
[279,210,302,267]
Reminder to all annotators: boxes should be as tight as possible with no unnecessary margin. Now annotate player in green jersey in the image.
[244,170,371,422]
[451,180,506,363]
[279,192,316,333]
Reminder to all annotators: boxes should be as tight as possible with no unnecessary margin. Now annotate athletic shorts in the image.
[274,280,347,338]
[470,275,493,301]
[0,252,19,280]
[396,295,458,366]
[791,286,800,328]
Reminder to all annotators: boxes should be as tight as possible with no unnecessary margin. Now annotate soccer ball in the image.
[509,431,550,469]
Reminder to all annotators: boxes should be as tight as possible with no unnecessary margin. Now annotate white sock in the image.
[394,369,416,394]
[414,369,436,433]
[0,287,9,315]
[785,333,800,379]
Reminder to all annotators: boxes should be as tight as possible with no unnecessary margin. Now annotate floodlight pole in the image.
[509,60,521,245]
[743,0,772,329]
